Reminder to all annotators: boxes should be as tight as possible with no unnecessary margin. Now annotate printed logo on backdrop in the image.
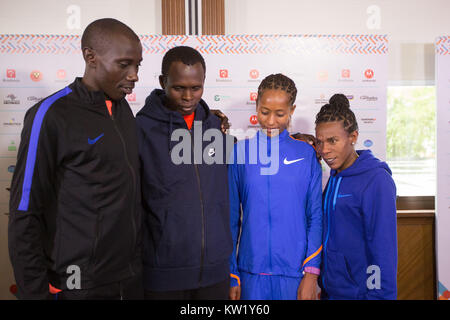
[314,94,329,106]
[339,69,354,83]
[247,115,260,130]
[247,92,257,106]
[360,95,378,102]
[361,117,377,124]
[248,69,260,83]
[126,92,141,107]
[2,118,22,128]
[3,94,20,105]
[55,69,68,83]
[27,96,44,103]
[216,69,231,82]
[30,70,43,82]
[363,69,376,82]
[6,69,15,78]
[364,139,374,148]
[317,70,328,82]
[214,94,231,102]
[249,115,258,126]
[3,69,19,82]
[127,93,136,102]
[7,140,17,152]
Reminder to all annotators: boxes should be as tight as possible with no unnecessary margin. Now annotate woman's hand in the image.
[297,272,318,300]
[229,285,241,300]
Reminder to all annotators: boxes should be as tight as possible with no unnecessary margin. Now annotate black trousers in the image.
[55,272,144,300]
[144,278,229,300]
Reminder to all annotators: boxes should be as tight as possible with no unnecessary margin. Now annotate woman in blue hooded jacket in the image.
[315,94,397,300]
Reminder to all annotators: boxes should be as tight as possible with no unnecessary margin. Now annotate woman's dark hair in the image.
[315,93,358,133]
[257,73,297,105]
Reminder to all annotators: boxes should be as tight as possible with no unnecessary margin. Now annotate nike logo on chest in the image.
[283,157,304,165]
[88,133,104,145]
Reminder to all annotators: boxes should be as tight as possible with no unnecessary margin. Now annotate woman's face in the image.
[256,89,295,137]
[315,121,358,173]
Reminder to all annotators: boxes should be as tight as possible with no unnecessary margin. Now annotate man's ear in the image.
[159,75,166,89]
[82,47,96,68]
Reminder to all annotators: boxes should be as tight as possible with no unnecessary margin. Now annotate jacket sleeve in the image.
[302,151,323,274]
[361,171,398,300]
[8,106,59,300]
[228,144,242,287]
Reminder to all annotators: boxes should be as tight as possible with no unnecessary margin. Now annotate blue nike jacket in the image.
[320,149,397,300]
[228,130,323,286]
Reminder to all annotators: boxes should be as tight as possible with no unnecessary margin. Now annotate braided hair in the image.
[315,93,358,133]
[257,73,297,106]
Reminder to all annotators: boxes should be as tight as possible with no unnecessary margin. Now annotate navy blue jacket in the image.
[136,89,233,291]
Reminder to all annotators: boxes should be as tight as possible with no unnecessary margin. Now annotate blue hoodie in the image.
[136,89,233,292]
[228,130,323,286]
[320,149,397,300]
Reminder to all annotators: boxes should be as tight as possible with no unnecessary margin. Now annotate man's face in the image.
[93,34,142,101]
[160,61,205,116]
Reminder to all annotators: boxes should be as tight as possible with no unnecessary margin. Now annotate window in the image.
[386,86,436,196]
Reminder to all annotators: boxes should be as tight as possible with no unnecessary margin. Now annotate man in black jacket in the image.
[8,18,143,300]
[136,46,234,299]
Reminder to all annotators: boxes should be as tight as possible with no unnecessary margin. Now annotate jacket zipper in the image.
[190,128,206,285]
[321,176,335,291]
[90,212,102,266]
[267,137,272,274]
[109,105,137,276]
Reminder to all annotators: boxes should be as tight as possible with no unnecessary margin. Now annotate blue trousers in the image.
[240,272,302,300]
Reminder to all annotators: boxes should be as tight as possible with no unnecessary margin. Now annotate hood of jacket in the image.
[331,149,392,178]
[136,89,217,151]
[136,88,214,125]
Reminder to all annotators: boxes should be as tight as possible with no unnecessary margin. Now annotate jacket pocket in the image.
[205,201,233,264]
[323,249,359,299]
[154,206,201,268]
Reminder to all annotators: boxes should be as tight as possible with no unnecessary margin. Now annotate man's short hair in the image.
[81,18,140,54]
[161,46,206,78]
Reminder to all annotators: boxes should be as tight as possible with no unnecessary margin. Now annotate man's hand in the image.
[210,109,231,134]
[291,132,321,160]
[297,272,318,300]
[229,285,241,300]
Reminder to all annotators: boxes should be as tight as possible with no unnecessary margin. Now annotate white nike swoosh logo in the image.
[283,157,305,165]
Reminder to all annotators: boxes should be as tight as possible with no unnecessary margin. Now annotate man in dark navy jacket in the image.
[136,46,233,299]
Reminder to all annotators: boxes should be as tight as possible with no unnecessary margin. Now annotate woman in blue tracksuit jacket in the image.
[228,74,323,300]
[315,94,397,300]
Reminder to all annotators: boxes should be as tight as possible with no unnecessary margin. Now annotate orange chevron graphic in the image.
[0,34,388,55]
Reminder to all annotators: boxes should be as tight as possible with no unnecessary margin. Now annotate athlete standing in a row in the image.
[228,74,323,300]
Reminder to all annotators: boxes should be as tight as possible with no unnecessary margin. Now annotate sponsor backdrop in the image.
[0,34,387,298]
[435,36,450,300]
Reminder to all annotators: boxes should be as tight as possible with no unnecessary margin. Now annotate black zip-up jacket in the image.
[8,78,142,299]
[136,89,233,291]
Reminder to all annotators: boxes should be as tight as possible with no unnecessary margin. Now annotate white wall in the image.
[225,0,450,84]
[0,0,162,35]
